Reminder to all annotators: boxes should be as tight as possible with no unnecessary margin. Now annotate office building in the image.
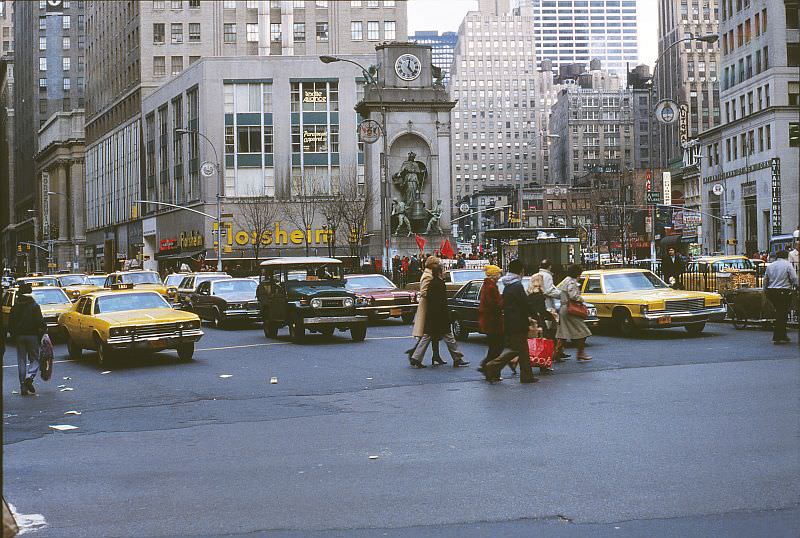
[449,0,545,199]
[0,0,13,268]
[409,30,457,84]
[698,0,799,254]
[521,0,639,77]
[656,0,721,167]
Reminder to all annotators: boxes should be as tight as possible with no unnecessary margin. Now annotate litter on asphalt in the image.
[219,374,233,378]
[270,377,278,384]
[368,455,379,460]
[64,411,82,416]
[48,424,79,431]
[59,388,74,392]
[100,371,111,375]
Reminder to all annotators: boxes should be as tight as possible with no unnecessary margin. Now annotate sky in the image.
[407,0,659,68]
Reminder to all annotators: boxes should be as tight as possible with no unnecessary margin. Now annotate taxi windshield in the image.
[345,275,395,290]
[95,292,170,313]
[711,259,754,271]
[31,288,71,305]
[20,277,58,287]
[120,272,161,285]
[88,276,107,287]
[603,272,668,293]
[195,275,231,286]
[450,270,487,283]
[213,280,257,295]
[58,275,91,286]
[284,266,341,281]
[164,274,186,287]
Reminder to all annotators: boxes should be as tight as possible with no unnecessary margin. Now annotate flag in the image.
[415,234,426,252]
[440,239,455,259]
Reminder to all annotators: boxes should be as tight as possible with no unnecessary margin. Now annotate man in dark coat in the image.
[10,283,45,395]
[661,247,686,288]
[482,259,538,384]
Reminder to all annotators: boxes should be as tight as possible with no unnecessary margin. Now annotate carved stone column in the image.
[70,159,85,241]
[57,162,69,241]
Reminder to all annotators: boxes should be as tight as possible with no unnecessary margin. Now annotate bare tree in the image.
[338,167,374,262]
[234,186,279,263]
[285,169,325,256]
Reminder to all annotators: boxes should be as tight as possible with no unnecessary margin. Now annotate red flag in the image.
[440,239,455,259]
[415,234,426,252]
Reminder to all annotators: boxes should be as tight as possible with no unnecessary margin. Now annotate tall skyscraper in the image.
[0,0,14,267]
[656,0,721,167]
[522,0,639,77]
[409,30,457,84]
[449,0,545,198]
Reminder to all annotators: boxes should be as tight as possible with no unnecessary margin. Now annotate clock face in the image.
[395,54,422,81]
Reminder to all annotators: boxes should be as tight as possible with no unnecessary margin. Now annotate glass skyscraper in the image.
[409,30,458,84]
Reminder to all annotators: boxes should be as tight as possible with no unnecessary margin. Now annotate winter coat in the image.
[412,268,434,337]
[661,254,686,282]
[500,274,531,336]
[9,294,45,337]
[526,291,551,328]
[478,277,503,335]
[556,277,592,340]
[423,277,451,337]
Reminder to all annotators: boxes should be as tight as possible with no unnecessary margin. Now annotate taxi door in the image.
[580,275,610,318]
[73,297,95,346]
[1,289,16,329]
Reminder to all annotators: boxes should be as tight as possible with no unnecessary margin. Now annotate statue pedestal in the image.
[388,233,451,257]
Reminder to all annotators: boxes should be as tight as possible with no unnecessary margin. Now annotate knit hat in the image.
[484,265,502,278]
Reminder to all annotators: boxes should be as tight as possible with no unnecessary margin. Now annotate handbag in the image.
[40,334,54,382]
[527,337,554,368]
[567,300,589,319]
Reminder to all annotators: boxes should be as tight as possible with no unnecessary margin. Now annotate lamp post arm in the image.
[134,200,218,221]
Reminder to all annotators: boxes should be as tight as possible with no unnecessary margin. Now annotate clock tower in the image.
[356,43,456,264]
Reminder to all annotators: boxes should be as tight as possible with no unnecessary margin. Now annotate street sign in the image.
[654,99,679,125]
[221,213,234,218]
[459,202,470,214]
[200,161,216,177]
[646,190,662,205]
[48,262,57,269]
[662,172,672,206]
[358,120,382,144]
[712,183,724,196]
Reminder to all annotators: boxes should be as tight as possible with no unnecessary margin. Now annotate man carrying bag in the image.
[9,283,46,395]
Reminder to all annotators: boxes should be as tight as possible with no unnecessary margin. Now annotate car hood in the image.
[130,283,167,292]
[604,289,718,301]
[351,287,410,298]
[216,293,257,302]
[290,285,352,297]
[41,304,72,316]
[95,309,198,324]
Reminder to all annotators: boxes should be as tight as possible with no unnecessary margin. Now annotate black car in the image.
[187,278,260,329]
[256,257,369,342]
[448,278,600,340]
[175,273,231,309]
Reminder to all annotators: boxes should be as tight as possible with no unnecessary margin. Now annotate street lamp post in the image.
[649,32,719,264]
[174,128,223,271]
[320,55,390,271]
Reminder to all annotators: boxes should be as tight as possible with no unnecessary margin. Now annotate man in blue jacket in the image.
[481,259,538,384]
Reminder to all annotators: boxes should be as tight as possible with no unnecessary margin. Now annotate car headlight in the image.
[70,289,80,298]
[227,302,241,310]
[310,298,322,309]
[640,304,649,315]
[109,327,132,337]
[167,286,178,297]
[343,297,354,308]
[178,320,201,330]
[355,296,370,306]
[588,307,597,317]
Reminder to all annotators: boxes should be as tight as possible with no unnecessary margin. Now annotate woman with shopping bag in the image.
[526,273,556,374]
[556,264,593,361]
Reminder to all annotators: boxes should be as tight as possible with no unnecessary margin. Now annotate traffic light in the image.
[17,244,22,253]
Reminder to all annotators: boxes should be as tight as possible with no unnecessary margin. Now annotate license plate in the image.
[657,316,672,325]
[390,308,402,316]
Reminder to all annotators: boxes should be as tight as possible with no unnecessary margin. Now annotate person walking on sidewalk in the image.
[9,283,46,395]
[409,265,470,368]
[477,265,504,370]
[556,264,593,361]
[482,259,538,384]
[763,249,798,344]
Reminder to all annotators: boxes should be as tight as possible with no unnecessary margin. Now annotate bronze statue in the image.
[391,199,413,237]
[392,151,427,207]
[424,200,444,235]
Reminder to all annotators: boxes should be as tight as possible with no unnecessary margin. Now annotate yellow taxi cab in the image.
[578,268,726,336]
[57,285,203,365]
[2,284,73,336]
[16,275,59,288]
[683,255,757,292]
[87,273,109,287]
[52,273,103,301]
[104,270,178,302]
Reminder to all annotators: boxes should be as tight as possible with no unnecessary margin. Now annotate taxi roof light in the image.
[110,283,136,290]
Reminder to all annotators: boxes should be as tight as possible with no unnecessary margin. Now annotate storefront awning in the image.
[154,249,206,261]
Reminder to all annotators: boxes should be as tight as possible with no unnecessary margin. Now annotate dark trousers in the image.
[765,289,792,341]
[485,332,535,382]
[480,333,504,368]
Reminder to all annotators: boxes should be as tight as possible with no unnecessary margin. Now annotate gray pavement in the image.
[3,321,799,537]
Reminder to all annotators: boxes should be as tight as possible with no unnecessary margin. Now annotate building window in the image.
[366,0,379,6]
[789,123,800,148]
[384,0,395,6]
[316,1,328,6]
[171,56,183,74]
[153,23,165,44]
[153,56,166,76]
[236,126,261,153]
[153,0,165,9]
[294,1,306,8]
[270,23,281,42]
[384,21,395,40]
[351,0,362,5]
[39,17,46,30]
[263,126,274,154]
[291,80,338,112]
[188,23,201,42]
[171,0,182,8]
[247,0,259,7]
[225,126,235,154]
[367,21,379,40]
[294,22,306,42]
[39,78,47,89]
[171,23,183,43]
[223,0,236,8]
[351,21,363,40]
[39,36,46,50]
[189,0,200,7]
[39,57,47,71]
[316,22,329,41]
[223,23,236,43]
[63,15,70,29]
[189,55,200,65]
[63,57,70,71]
[246,23,258,42]
[63,77,71,91]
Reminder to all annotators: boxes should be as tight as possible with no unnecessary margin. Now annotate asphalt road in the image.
[3,321,799,537]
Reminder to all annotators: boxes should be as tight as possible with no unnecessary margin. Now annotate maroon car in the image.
[344,274,418,324]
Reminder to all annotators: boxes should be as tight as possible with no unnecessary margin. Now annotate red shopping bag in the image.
[527,337,554,369]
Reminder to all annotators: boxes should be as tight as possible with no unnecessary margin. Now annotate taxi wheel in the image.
[614,309,638,337]
[684,322,706,335]
[401,312,415,324]
[95,337,115,367]
[263,320,279,338]
[452,319,469,341]
[288,315,305,343]
[350,324,367,342]
[66,335,82,360]
[177,343,195,361]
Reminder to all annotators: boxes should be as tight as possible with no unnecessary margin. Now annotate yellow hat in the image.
[484,265,502,278]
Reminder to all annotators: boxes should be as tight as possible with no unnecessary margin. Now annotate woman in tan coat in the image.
[406,256,439,363]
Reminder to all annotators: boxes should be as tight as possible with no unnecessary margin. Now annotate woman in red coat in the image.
[477,265,505,370]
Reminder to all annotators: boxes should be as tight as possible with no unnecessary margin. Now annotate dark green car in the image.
[256,257,369,342]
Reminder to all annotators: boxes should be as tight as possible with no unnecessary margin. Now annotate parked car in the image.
[344,274,418,323]
[186,278,260,328]
[175,273,231,308]
[578,268,726,336]
[2,285,73,337]
[405,268,488,297]
[447,277,599,340]
[256,257,368,342]
[58,290,203,365]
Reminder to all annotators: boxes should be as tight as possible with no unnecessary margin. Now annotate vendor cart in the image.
[723,287,774,330]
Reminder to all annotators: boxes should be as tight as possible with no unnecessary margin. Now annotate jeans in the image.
[16,335,40,386]
[412,332,463,363]
[765,289,792,341]
[484,332,535,382]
